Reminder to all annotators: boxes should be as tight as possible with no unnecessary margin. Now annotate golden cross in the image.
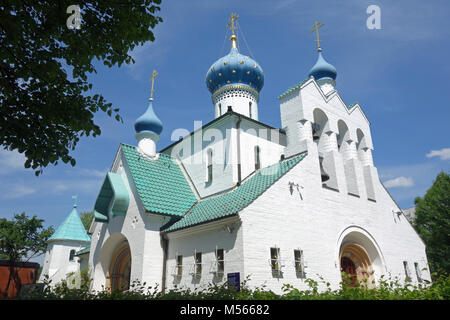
[149,69,158,100]
[227,13,239,35]
[310,21,324,51]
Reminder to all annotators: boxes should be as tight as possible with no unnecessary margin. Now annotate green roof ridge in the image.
[278,78,310,100]
[164,152,307,232]
[347,102,358,110]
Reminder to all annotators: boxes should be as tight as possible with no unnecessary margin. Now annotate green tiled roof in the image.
[75,246,90,256]
[164,152,307,232]
[49,207,91,243]
[278,78,310,100]
[121,143,197,217]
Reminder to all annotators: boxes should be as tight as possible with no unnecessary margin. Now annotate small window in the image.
[254,146,261,170]
[216,248,224,274]
[206,149,213,183]
[195,251,202,275]
[403,261,411,282]
[270,247,281,273]
[176,255,183,277]
[249,102,252,118]
[294,249,304,277]
[218,103,222,116]
[414,262,422,283]
[69,249,76,261]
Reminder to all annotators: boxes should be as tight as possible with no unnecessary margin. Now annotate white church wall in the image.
[239,149,430,294]
[165,216,244,291]
[238,120,285,181]
[163,117,236,198]
[40,240,89,285]
[89,151,166,291]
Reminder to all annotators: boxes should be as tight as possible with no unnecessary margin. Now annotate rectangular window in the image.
[270,247,281,273]
[294,249,304,276]
[176,255,183,277]
[249,102,252,119]
[414,262,422,283]
[195,251,202,275]
[403,261,411,282]
[216,248,224,274]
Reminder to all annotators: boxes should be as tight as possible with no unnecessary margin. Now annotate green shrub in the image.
[13,272,450,300]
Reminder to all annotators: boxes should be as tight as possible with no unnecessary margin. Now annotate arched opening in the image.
[339,243,374,287]
[69,249,76,261]
[337,120,349,152]
[337,228,385,288]
[108,241,132,292]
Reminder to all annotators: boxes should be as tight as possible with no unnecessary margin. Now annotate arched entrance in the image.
[108,242,131,291]
[339,242,375,287]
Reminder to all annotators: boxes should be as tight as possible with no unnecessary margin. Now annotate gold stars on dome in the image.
[239,60,244,64]
[218,73,222,76]
[209,79,212,83]
[253,64,258,68]
[224,61,228,65]
[227,80,231,83]
[246,71,250,75]
[257,76,260,80]
[232,70,236,73]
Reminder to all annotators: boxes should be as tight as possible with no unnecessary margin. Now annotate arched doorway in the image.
[339,242,375,287]
[108,242,131,292]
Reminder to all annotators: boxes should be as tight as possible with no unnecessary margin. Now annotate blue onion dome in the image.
[134,100,163,135]
[205,36,264,96]
[308,50,337,81]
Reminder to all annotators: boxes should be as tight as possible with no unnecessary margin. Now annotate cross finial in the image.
[310,21,324,51]
[227,13,239,35]
[72,195,78,208]
[149,69,158,101]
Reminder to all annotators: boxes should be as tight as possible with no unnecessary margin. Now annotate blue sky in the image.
[1,0,449,263]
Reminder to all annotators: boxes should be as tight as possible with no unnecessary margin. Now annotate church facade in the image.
[41,18,430,293]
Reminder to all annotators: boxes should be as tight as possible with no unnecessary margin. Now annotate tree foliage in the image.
[0,1,163,175]
[413,172,450,277]
[0,213,54,297]
[80,211,94,231]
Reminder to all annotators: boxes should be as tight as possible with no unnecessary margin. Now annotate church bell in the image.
[312,123,321,142]
[319,156,330,182]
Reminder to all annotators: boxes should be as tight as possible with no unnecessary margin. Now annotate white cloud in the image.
[0,148,26,174]
[426,148,450,161]
[383,176,414,188]
[3,184,36,199]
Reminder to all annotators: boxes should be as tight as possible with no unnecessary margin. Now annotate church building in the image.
[40,16,430,293]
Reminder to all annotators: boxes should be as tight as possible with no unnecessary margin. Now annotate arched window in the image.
[249,102,252,118]
[206,148,213,183]
[254,145,261,170]
[69,249,76,261]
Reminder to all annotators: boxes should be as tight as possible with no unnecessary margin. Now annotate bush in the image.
[13,272,450,300]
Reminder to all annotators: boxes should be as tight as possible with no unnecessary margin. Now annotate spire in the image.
[48,200,91,243]
[310,21,324,52]
[227,13,239,50]
[149,69,158,101]
[134,70,163,158]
